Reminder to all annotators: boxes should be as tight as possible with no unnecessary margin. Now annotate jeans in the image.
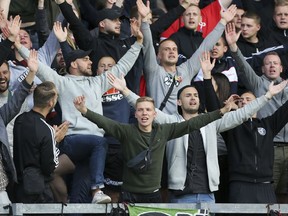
[60,134,108,189]
[169,192,215,203]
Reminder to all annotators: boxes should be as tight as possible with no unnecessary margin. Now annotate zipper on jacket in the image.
[250,118,258,172]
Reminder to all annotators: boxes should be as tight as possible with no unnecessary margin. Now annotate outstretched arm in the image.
[73,95,125,139]
[266,80,288,99]
[216,79,288,133]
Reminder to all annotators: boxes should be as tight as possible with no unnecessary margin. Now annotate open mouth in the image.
[189,101,197,106]
[211,51,218,55]
[141,117,149,122]
[0,79,7,88]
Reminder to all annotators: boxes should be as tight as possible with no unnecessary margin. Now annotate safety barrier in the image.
[0,203,288,215]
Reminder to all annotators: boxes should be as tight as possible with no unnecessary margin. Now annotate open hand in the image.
[27,49,39,73]
[220,4,237,25]
[53,21,67,42]
[107,72,126,91]
[266,80,288,99]
[200,51,215,79]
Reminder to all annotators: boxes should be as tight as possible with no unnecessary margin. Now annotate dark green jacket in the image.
[84,109,222,193]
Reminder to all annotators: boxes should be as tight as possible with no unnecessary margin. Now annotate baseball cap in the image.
[95,8,122,26]
[66,49,92,71]
[232,0,244,9]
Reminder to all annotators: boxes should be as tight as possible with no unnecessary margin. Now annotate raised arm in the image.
[97,31,143,94]
[37,11,63,67]
[138,0,162,80]
[55,0,94,52]
[0,0,10,19]
[15,38,64,86]
[36,0,50,47]
[199,51,221,111]
[179,4,237,79]
[150,0,192,36]
[0,50,36,124]
[219,0,233,9]
[53,21,72,65]
[225,22,262,91]
[0,15,21,65]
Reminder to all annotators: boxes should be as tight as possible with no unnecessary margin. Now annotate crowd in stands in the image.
[0,0,287,214]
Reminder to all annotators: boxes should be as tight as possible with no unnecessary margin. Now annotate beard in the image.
[0,80,9,93]
[106,29,120,37]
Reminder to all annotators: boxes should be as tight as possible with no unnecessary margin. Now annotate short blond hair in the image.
[136,96,155,109]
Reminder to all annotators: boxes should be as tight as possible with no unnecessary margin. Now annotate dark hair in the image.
[130,5,139,19]
[177,85,199,115]
[240,90,255,97]
[33,81,57,108]
[242,11,261,25]
[219,34,228,46]
[94,0,107,10]
[212,73,230,107]
[1,61,9,70]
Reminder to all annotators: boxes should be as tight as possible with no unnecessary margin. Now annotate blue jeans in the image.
[169,192,215,203]
[60,134,108,189]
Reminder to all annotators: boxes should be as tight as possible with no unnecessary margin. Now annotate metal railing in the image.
[0,203,288,215]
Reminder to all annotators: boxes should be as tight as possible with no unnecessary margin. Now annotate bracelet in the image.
[264,92,272,100]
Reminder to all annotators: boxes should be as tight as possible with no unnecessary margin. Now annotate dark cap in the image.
[232,0,244,9]
[66,49,92,71]
[152,8,165,19]
[95,8,122,26]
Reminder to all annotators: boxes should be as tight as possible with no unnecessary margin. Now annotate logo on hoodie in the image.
[257,127,266,136]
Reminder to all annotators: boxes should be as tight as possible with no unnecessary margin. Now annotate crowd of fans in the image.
[0,0,287,215]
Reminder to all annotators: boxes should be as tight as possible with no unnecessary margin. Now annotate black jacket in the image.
[169,27,203,65]
[268,23,288,78]
[59,1,142,93]
[13,110,59,182]
[224,99,288,183]
[237,35,274,75]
